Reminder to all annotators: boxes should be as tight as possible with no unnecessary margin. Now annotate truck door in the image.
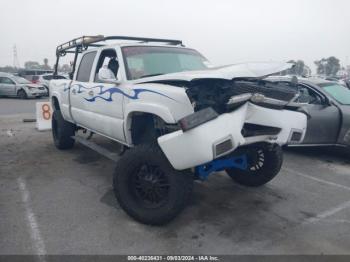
[70,51,97,128]
[70,49,125,143]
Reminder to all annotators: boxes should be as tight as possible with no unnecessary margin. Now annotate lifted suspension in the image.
[195,154,248,180]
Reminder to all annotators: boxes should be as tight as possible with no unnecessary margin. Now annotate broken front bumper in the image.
[157,102,307,170]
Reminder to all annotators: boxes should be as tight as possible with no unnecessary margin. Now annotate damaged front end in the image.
[185,78,299,113]
[152,62,308,170]
[158,82,306,170]
[158,101,306,170]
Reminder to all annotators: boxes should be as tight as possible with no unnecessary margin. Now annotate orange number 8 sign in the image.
[42,104,51,120]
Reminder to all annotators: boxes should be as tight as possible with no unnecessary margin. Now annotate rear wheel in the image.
[17,89,27,99]
[226,144,283,187]
[113,144,193,225]
[52,110,76,150]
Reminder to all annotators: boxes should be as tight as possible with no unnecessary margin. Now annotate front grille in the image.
[186,79,297,115]
[232,81,296,102]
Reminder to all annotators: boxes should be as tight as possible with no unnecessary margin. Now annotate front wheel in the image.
[226,144,283,187]
[17,89,27,99]
[113,144,193,225]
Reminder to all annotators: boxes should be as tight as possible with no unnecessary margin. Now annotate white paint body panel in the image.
[50,80,72,121]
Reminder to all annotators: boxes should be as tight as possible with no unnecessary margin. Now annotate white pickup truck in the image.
[50,35,307,225]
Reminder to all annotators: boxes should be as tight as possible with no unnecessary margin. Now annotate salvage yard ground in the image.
[1,98,350,254]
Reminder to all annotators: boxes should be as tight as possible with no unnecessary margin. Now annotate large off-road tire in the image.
[17,89,27,99]
[113,144,193,225]
[226,144,283,187]
[52,110,76,150]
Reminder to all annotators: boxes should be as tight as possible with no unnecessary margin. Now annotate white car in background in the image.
[32,73,67,95]
[0,72,47,99]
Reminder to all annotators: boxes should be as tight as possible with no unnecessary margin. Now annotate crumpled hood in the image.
[135,62,293,83]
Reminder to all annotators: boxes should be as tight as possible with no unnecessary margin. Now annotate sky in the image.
[0,0,350,72]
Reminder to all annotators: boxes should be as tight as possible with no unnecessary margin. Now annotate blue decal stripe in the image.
[63,83,175,102]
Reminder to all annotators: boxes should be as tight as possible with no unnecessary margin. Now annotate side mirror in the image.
[98,68,120,85]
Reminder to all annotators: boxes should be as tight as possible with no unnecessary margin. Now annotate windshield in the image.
[14,76,31,84]
[122,46,209,80]
[319,83,350,105]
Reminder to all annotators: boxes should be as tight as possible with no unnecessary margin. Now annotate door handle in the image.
[88,90,94,96]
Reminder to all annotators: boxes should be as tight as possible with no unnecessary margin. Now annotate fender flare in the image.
[50,91,62,110]
[124,102,176,144]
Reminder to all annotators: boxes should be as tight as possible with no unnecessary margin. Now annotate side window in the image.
[0,77,15,85]
[94,49,118,82]
[297,84,322,104]
[76,51,97,82]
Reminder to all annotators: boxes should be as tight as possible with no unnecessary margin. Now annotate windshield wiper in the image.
[139,73,164,79]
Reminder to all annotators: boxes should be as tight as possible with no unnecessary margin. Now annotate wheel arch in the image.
[51,96,61,111]
[16,87,27,94]
[124,102,176,145]
[124,111,175,145]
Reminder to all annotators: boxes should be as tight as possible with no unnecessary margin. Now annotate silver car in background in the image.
[0,72,47,99]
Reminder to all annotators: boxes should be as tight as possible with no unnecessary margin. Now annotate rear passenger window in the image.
[76,51,97,82]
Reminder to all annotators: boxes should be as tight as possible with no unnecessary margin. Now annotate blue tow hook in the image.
[195,154,248,180]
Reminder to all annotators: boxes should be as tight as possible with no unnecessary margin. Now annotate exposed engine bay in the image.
[145,77,307,143]
[184,79,298,114]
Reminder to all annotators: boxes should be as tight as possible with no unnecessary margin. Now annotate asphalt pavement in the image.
[0,97,48,116]
[1,98,350,255]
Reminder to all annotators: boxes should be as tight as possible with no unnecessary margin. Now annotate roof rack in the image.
[56,35,104,56]
[56,35,183,56]
[54,35,183,77]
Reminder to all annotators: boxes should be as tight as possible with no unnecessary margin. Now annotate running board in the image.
[72,135,120,162]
